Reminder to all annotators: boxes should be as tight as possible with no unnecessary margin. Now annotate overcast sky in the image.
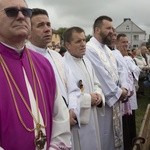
[26,0,150,39]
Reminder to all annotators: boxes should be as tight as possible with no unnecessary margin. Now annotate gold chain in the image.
[26,48,47,129]
[0,48,47,132]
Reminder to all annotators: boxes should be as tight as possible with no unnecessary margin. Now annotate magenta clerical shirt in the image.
[0,43,56,150]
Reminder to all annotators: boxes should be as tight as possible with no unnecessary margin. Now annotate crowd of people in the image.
[0,0,149,150]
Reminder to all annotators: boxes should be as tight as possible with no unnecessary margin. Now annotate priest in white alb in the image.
[86,16,128,150]
[63,26,105,150]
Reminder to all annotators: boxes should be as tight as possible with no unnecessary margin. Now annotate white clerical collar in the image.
[0,42,24,53]
[27,42,48,54]
[70,53,83,62]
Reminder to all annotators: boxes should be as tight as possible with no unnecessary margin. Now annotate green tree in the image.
[57,27,68,42]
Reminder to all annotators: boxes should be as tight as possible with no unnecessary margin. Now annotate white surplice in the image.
[124,56,141,110]
[86,37,123,150]
[111,49,131,91]
[112,49,133,115]
[63,51,105,150]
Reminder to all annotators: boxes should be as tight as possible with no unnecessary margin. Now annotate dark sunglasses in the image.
[2,7,32,18]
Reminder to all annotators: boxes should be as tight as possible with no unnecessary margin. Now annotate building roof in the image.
[116,18,146,34]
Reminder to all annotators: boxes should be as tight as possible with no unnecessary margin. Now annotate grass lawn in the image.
[135,89,150,134]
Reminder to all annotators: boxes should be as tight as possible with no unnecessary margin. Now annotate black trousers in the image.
[122,111,136,150]
[137,78,145,95]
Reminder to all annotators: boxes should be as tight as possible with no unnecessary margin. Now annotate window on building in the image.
[133,35,139,41]
[126,25,130,30]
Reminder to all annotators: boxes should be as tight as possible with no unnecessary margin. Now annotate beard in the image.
[100,32,112,45]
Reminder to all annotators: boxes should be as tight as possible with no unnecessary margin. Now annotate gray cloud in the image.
[26,0,150,38]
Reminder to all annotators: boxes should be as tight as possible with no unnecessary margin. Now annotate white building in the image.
[116,18,146,49]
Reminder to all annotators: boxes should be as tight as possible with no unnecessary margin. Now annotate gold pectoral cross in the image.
[35,124,47,150]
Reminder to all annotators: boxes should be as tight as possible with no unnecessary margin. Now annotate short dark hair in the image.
[31,8,49,18]
[93,15,112,31]
[117,33,127,40]
[63,26,85,44]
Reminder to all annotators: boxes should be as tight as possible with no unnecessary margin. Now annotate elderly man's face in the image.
[0,0,31,43]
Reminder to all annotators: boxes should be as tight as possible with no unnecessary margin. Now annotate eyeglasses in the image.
[0,7,32,18]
